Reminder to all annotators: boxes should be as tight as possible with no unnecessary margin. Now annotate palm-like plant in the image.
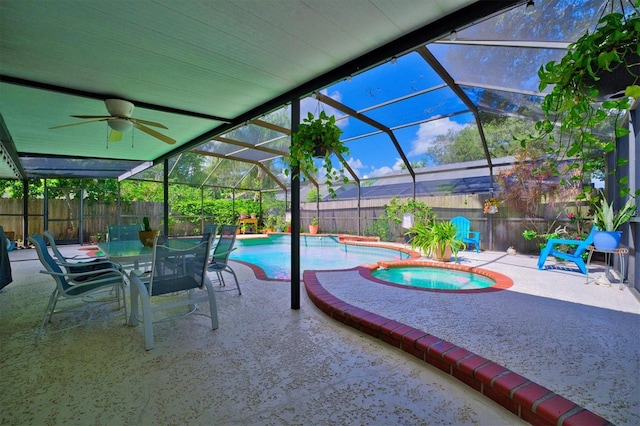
[591,191,637,231]
[408,220,465,261]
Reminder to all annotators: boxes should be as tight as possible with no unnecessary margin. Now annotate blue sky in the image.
[298,51,476,181]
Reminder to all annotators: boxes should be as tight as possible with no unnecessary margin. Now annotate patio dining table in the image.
[98,238,203,269]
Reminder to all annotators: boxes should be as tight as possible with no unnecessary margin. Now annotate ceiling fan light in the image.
[105,99,134,117]
[108,118,133,132]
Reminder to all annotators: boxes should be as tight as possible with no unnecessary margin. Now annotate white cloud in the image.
[408,117,467,157]
[346,157,364,171]
[362,158,404,179]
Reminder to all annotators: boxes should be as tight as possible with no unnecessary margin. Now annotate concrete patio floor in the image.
[1,243,638,425]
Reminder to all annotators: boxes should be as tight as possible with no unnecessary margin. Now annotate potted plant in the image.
[590,191,637,250]
[89,232,102,244]
[483,197,500,214]
[263,214,278,233]
[287,111,350,198]
[408,220,465,262]
[138,216,160,247]
[524,4,640,197]
[308,216,319,234]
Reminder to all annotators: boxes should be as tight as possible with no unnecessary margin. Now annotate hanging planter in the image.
[312,137,331,158]
[584,50,640,100]
[286,111,349,199]
[524,4,640,196]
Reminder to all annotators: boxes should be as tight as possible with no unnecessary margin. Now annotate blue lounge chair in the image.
[450,216,481,253]
[537,226,597,274]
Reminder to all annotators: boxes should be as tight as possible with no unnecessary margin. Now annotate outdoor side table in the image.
[585,245,629,289]
[239,218,258,234]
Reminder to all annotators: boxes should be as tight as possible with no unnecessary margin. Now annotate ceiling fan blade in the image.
[109,130,123,142]
[49,119,108,129]
[134,123,176,145]
[71,115,113,119]
[130,117,169,129]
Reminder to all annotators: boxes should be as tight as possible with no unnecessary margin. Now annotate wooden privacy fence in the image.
[0,199,163,244]
[2,194,581,254]
[301,194,584,255]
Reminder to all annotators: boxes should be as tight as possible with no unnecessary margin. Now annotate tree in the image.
[422,116,545,165]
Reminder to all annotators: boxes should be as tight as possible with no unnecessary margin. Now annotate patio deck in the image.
[1,244,638,425]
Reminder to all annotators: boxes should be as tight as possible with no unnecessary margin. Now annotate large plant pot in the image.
[308,224,319,234]
[138,230,160,247]
[432,244,452,262]
[593,231,622,251]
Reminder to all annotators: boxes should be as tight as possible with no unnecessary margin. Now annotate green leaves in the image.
[289,111,349,199]
[591,190,637,231]
[523,8,639,197]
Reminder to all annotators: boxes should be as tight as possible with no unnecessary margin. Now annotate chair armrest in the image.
[39,268,126,285]
[130,269,152,283]
[467,231,480,238]
[210,247,237,259]
[56,257,120,266]
[545,238,584,246]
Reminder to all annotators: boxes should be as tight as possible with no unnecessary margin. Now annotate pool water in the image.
[372,266,495,290]
[229,235,410,280]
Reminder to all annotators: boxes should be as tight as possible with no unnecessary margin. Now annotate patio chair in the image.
[207,224,241,295]
[203,224,219,238]
[44,230,107,263]
[536,226,597,275]
[128,235,218,350]
[200,224,219,247]
[450,216,481,253]
[106,224,142,242]
[44,230,121,277]
[28,234,127,333]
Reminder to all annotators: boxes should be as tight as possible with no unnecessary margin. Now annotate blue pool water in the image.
[229,235,410,280]
[371,266,495,290]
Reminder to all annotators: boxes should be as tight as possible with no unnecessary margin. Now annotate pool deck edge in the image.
[303,268,612,426]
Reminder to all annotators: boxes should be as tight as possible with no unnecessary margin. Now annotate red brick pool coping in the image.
[361,259,515,293]
[303,266,611,426]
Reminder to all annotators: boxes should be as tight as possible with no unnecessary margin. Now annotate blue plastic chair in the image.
[536,226,597,275]
[450,216,481,253]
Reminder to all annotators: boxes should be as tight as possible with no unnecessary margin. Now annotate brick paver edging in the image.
[303,267,611,426]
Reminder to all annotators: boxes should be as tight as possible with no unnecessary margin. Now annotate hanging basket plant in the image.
[521,2,640,198]
[287,111,349,198]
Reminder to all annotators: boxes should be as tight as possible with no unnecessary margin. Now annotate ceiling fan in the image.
[49,99,176,145]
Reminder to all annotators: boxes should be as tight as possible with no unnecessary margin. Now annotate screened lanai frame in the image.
[2,0,638,302]
[115,0,622,228]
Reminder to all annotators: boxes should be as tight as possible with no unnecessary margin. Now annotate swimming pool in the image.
[229,235,411,279]
[371,266,495,290]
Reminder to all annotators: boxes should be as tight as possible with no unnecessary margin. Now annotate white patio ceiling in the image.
[2,0,523,179]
